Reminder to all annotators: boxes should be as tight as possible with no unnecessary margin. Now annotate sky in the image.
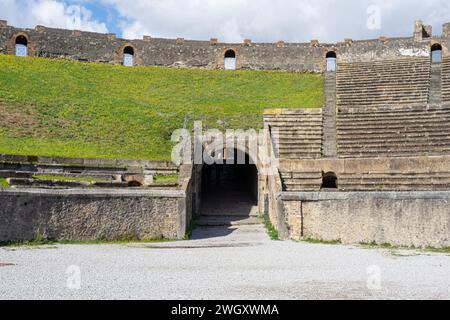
[1,0,450,43]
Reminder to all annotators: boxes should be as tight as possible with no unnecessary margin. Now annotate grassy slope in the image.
[0,55,324,160]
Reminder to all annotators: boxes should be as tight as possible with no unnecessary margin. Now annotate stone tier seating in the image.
[442,57,450,104]
[336,58,430,109]
[0,154,178,189]
[264,109,323,160]
[280,155,450,192]
[337,105,450,158]
[281,171,323,192]
[281,170,450,192]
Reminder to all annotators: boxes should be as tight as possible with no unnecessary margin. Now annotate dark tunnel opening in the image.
[200,150,258,217]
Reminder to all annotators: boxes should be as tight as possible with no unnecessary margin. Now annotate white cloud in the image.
[102,0,450,42]
[1,0,450,42]
[0,0,107,33]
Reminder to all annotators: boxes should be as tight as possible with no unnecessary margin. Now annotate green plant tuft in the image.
[261,215,279,240]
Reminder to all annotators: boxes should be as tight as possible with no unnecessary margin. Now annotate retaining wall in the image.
[0,188,187,242]
[281,192,450,248]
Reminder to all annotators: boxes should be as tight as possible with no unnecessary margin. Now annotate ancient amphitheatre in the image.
[0,18,449,300]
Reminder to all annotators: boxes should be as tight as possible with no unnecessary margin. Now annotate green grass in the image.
[0,177,9,188]
[359,241,450,254]
[0,55,324,160]
[261,215,279,240]
[32,174,108,183]
[154,174,179,185]
[303,238,342,245]
[0,231,175,247]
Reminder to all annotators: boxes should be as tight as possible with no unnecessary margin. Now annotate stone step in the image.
[338,144,450,152]
[338,105,448,114]
[337,101,428,108]
[339,172,450,177]
[337,65,430,72]
[272,127,322,132]
[340,177,450,184]
[273,136,323,141]
[281,172,322,179]
[337,127,450,135]
[338,150,450,158]
[337,137,450,145]
[284,186,320,192]
[7,178,92,189]
[337,123,450,131]
[338,184,450,192]
[336,82,429,88]
[283,179,322,186]
[279,148,322,154]
[337,114,450,123]
[279,153,322,159]
[265,118,323,123]
[337,97,428,103]
[196,216,262,227]
[0,170,33,179]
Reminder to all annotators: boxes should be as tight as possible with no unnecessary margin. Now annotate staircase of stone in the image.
[442,57,450,104]
[337,105,450,158]
[196,215,261,227]
[338,172,450,191]
[429,62,442,104]
[280,170,450,192]
[323,72,337,158]
[280,171,322,192]
[264,109,323,160]
[336,57,430,109]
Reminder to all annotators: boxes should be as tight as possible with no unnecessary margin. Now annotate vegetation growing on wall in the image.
[0,55,324,160]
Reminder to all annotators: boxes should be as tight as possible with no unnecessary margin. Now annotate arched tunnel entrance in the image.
[200,150,258,218]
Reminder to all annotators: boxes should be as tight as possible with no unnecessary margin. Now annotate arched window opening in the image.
[322,172,338,189]
[123,46,134,67]
[224,49,237,70]
[431,43,442,63]
[15,35,28,57]
[326,51,337,72]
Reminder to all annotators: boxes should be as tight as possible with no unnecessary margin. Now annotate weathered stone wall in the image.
[281,192,450,248]
[1,20,448,72]
[0,188,186,242]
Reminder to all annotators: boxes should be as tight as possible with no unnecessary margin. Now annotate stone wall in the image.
[0,188,187,242]
[0,20,448,72]
[281,192,450,248]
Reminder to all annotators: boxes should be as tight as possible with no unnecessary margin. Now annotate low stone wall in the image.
[281,192,450,248]
[0,188,187,242]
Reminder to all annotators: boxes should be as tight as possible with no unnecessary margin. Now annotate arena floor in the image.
[1,224,449,300]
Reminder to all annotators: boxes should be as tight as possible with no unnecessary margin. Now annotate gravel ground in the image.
[0,225,449,300]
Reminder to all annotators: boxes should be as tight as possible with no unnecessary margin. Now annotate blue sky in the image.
[1,0,450,43]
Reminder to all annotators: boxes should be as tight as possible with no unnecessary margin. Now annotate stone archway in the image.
[200,148,259,217]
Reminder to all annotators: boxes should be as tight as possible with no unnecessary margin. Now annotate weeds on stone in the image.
[260,215,279,240]
[184,219,197,240]
[0,177,9,188]
[302,238,342,245]
[0,231,175,248]
[359,242,450,255]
